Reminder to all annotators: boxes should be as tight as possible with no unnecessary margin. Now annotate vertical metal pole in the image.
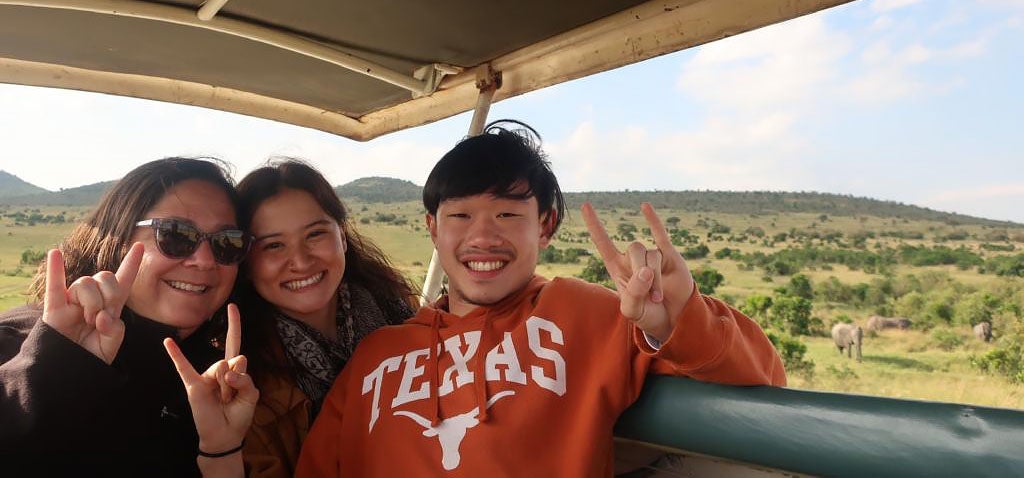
[419,68,500,305]
[197,0,231,20]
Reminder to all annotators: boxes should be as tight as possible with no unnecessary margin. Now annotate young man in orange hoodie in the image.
[295,120,786,477]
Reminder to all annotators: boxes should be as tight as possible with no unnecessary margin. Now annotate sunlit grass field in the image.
[3,202,1023,410]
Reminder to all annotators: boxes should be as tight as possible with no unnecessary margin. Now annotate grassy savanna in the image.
[3,200,1023,411]
[0,206,88,310]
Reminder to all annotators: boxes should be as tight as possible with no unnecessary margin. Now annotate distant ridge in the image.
[1,174,1016,227]
[565,191,1019,228]
[1,181,115,206]
[335,176,422,203]
[0,170,48,198]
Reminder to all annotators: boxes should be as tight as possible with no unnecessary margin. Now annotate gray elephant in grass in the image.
[831,323,863,362]
[973,321,993,342]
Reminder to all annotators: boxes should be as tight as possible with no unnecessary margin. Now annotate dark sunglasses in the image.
[135,218,252,265]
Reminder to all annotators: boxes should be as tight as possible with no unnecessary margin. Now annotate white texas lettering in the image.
[362,354,402,432]
[362,317,567,433]
[438,331,480,396]
[392,347,431,408]
[393,391,515,471]
[527,317,567,396]
[485,332,527,384]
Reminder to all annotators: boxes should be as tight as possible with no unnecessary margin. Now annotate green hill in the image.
[1,181,115,206]
[0,170,48,198]
[335,177,422,203]
[0,172,1016,227]
[565,191,1018,227]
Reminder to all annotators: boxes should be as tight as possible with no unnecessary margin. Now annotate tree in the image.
[693,267,724,295]
[954,292,1001,326]
[766,331,815,379]
[616,223,637,241]
[784,274,814,300]
[740,294,773,326]
[770,295,816,336]
[666,216,681,229]
[576,256,613,289]
[20,248,45,265]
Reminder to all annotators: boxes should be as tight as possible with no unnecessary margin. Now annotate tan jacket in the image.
[244,371,311,478]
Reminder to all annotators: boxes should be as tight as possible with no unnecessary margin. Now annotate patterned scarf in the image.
[275,282,413,417]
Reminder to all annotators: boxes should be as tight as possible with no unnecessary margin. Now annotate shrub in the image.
[740,294,772,326]
[766,331,815,379]
[783,274,814,300]
[682,244,709,259]
[954,292,1001,327]
[693,267,724,295]
[576,256,613,289]
[538,246,588,264]
[981,254,1024,277]
[713,247,735,259]
[930,328,964,351]
[826,364,858,380]
[769,295,818,336]
[20,248,46,265]
[972,318,1024,384]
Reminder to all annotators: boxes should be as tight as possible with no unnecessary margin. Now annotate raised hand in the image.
[164,303,257,463]
[581,202,696,342]
[42,243,144,364]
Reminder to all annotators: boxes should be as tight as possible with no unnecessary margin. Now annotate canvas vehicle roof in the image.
[0,0,850,141]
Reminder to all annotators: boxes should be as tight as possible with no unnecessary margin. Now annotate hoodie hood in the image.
[409,275,548,327]
[409,275,548,426]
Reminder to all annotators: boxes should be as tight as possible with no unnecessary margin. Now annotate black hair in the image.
[422,119,565,235]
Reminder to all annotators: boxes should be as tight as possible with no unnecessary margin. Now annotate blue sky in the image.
[1,0,1021,222]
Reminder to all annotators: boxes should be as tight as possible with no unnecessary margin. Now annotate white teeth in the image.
[168,281,208,293]
[466,261,505,272]
[284,272,325,290]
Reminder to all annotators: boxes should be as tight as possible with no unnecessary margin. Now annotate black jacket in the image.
[0,305,221,477]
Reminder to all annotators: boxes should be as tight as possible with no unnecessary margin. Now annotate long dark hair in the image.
[29,157,238,302]
[235,158,417,384]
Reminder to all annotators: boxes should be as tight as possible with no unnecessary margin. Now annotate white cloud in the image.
[844,30,988,103]
[678,14,850,113]
[872,15,895,30]
[547,113,812,193]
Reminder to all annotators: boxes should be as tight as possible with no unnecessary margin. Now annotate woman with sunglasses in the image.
[0,157,256,477]
[232,160,416,477]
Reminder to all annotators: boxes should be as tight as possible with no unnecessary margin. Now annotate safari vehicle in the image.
[1,1,1022,476]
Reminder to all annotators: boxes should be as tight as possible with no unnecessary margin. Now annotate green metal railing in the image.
[615,376,1024,477]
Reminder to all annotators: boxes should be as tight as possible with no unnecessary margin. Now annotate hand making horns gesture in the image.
[164,304,258,463]
[42,243,144,364]
[581,202,696,342]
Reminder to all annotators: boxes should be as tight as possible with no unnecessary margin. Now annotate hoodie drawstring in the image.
[428,309,442,426]
[474,311,493,422]
[427,299,512,426]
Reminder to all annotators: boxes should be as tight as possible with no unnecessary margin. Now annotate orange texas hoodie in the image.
[296,275,785,477]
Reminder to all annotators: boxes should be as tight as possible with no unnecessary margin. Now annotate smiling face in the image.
[247,188,346,328]
[126,179,239,337]
[427,191,553,316]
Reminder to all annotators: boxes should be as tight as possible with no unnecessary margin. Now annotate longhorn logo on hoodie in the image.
[393,391,515,470]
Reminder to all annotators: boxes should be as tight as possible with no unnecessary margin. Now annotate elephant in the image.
[831,323,863,362]
[866,316,912,332]
[973,321,993,342]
